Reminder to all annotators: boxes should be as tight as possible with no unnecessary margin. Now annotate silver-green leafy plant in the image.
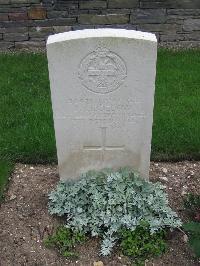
[48,168,182,256]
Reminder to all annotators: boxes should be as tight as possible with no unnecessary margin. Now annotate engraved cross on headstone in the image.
[83,127,124,162]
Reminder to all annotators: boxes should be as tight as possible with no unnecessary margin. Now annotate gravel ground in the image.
[0,161,200,266]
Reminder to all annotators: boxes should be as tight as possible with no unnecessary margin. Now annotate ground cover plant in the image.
[48,168,182,261]
[0,160,13,200]
[0,49,199,165]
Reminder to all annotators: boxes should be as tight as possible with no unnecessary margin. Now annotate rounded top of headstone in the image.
[47,28,157,46]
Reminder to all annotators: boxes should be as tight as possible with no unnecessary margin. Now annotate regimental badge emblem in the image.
[78,46,127,94]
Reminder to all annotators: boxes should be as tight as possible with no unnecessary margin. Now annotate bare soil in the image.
[0,162,200,266]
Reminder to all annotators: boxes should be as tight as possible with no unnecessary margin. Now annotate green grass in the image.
[152,49,200,160]
[0,160,13,200]
[0,53,56,163]
[0,49,199,164]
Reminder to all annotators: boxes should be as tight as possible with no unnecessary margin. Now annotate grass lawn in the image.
[0,160,13,200]
[0,49,199,164]
[153,49,200,160]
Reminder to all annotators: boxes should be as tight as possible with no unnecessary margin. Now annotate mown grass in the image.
[0,160,13,200]
[152,49,200,160]
[0,53,56,163]
[0,49,199,164]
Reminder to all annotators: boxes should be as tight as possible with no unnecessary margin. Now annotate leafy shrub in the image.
[120,222,167,265]
[48,168,182,256]
[184,193,200,221]
[183,222,200,258]
[44,226,86,258]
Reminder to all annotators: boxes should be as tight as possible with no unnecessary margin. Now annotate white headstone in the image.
[47,29,157,180]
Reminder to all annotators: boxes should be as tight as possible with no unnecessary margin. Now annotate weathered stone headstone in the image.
[47,29,157,180]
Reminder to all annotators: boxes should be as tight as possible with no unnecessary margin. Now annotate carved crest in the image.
[78,46,127,94]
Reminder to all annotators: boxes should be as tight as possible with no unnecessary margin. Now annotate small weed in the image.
[119,222,167,265]
[44,226,86,258]
[183,222,200,258]
[184,193,200,221]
